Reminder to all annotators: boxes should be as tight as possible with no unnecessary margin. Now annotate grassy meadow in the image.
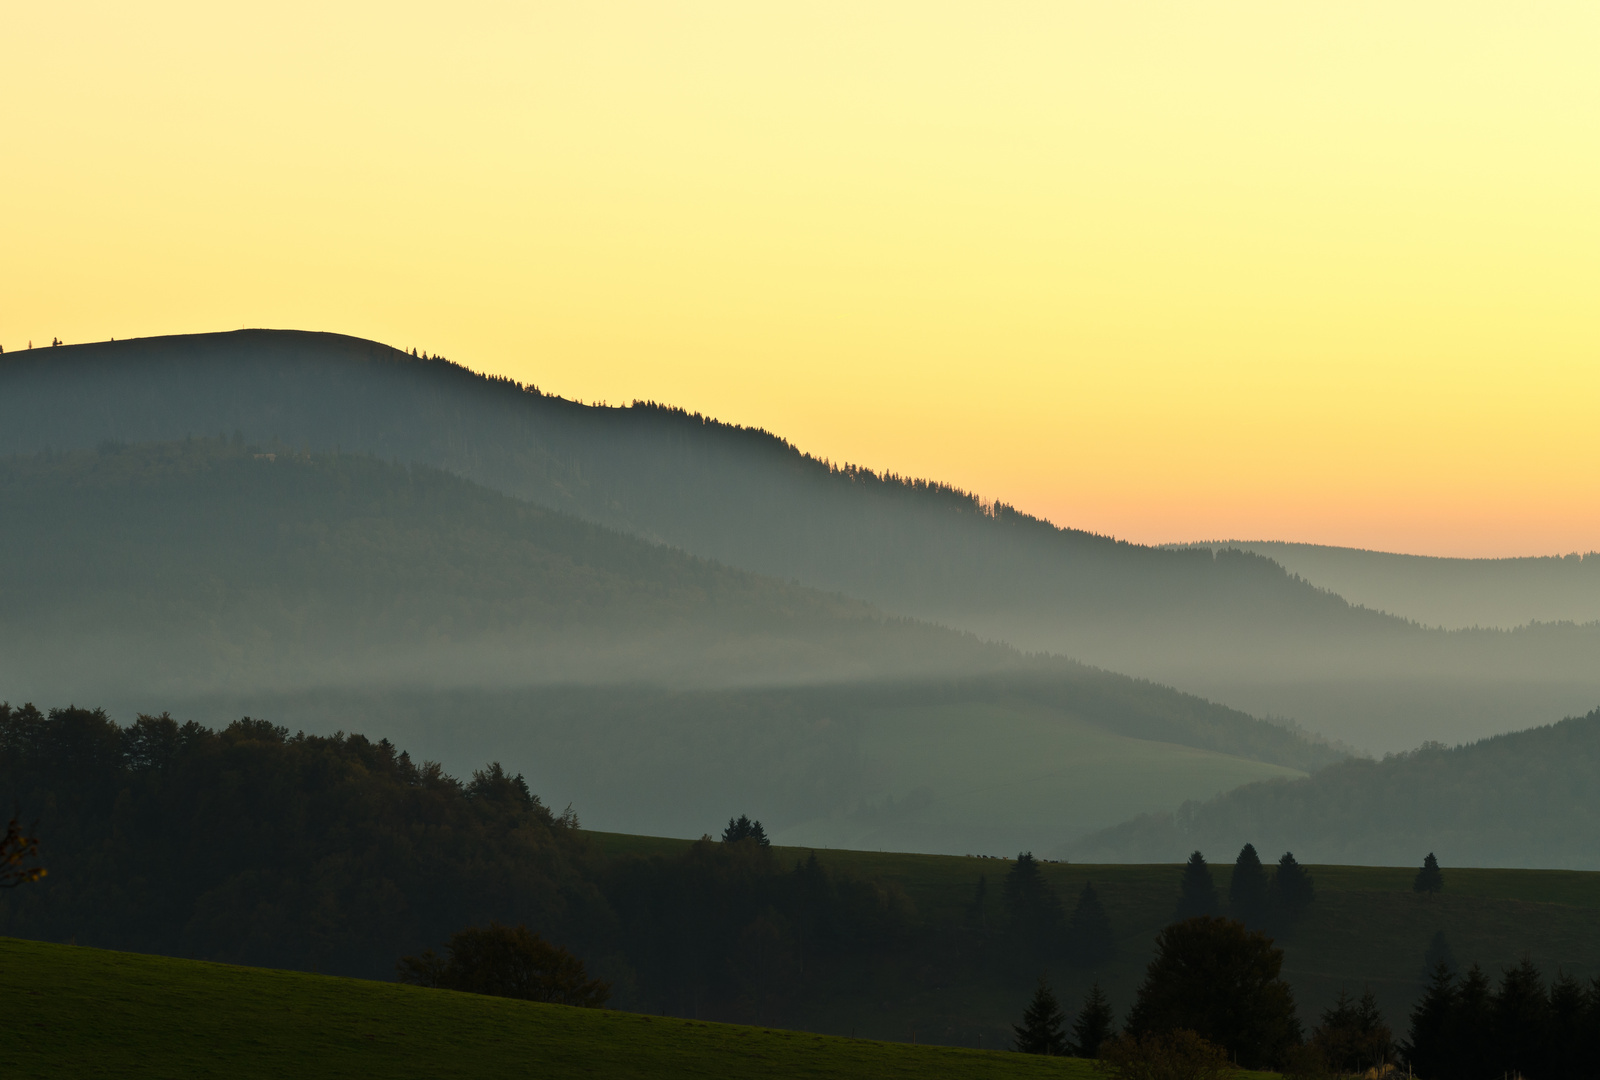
[591,833,1600,1043]
[0,936,1116,1080]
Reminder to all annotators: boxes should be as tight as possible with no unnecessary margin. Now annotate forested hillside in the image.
[5,330,1596,752]
[0,440,1337,852]
[1069,706,1600,869]
[1183,540,1600,630]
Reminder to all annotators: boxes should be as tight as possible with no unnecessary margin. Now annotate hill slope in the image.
[0,445,1336,852]
[1184,540,1600,630]
[5,330,1597,752]
[1069,707,1600,869]
[0,937,1098,1080]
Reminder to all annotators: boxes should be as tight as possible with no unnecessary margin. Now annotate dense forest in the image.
[0,702,909,1022]
[0,438,1344,854]
[5,331,1599,753]
[1070,707,1600,868]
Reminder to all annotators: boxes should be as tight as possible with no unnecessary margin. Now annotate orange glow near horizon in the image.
[4,2,1599,558]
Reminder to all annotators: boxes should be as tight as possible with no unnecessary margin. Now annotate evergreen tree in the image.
[1229,844,1271,930]
[1546,970,1588,1080]
[1271,851,1314,924]
[1402,961,1457,1078]
[1452,963,1494,1076]
[1421,929,1457,980]
[1413,852,1443,894]
[1066,882,1116,967]
[721,814,770,848]
[1313,988,1393,1073]
[1069,982,1115,1059]
[1493,957,1549,1078]
[1013,975,1069,1055]
[1002,852,1064,965]
[1173,850,1220,921]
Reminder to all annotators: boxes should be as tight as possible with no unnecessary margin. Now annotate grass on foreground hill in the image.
[590,832,1600,1044]
[0,936,1145,1080]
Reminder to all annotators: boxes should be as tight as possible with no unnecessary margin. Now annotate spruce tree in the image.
[1229,844,1271,929]
[1013,975,1069,1055]
[1402,961,1457,1078]
[1271,851,1315,924]
[1002,852,1064,966]
[1173,850,1220,921]
[1065,882,1116,966]
[1493,957,1549,1078]
[1547,970,1587,1080]
[1069,982,1115,1059]
[721,814,770,848]
[1413,852,1443,894]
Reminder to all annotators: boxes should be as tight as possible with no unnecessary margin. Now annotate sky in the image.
[4,2,1598,557]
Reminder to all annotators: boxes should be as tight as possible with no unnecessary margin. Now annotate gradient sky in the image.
[5,2,1598,557]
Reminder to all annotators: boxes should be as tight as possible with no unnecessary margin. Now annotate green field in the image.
[0,936,1119,1079]
[590,833,1600,1043]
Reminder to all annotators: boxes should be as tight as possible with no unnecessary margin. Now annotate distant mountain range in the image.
[0,438,1334,854]
[1177,540,1600,630]
[5,330,1596,754]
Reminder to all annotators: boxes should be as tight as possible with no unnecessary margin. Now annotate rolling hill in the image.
[1069,706,1600,869]
[1182,540,1600,630]
[5,330,1596,753]
[0,442,1336,853]
[0,937,1102,1080]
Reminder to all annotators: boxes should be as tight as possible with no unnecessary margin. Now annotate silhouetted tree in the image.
[1013,975,1069,1055]
[1173,850,1220,921]
[1002,852,1064,964]
[1494,958,1549,1078]
[1453,964,1494,1074]
[1546,970,1589,1080]
[0,815,45,888]
[1413,852,1443,895]
[1066,882,1115,966]
[1311,989,1392,1073]
[721,814,770,848]
[397,922,610,1007]
[1271,851,1314,925]
[1070,982,1115,1059]
[1402,962,1457,1078]
[1229,843,1271,929]
[1125,916,1301,1070]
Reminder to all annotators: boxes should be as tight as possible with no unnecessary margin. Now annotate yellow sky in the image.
[5,2,1598,556]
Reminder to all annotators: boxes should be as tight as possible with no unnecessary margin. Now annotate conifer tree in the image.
[1069,982,1115,1059]
[1271,851,1314,924]
[1402,961,1457,1078]
[1013,975,1069,1055]
[721,814,770,848]
[1413,852,1443,894]
[1173,850,1220,921]
[1547,970,1589,1080]
[1065,882,1116,966]
[1229,844,1271,929]
[1002,852,1064,964]
[1494,957,1549,1078]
